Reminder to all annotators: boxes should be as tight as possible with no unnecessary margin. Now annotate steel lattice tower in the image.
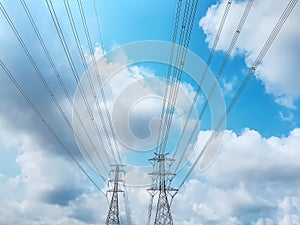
[148,153,177,225]
[105,164,125,225]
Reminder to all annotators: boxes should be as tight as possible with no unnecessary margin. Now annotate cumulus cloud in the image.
[73,44,201,186]
[0,9,109,221]
[199,0,300,108]
[279,110,295,123]
[0,134,107,225]
[0,11,201,224]
[177,128,300,224]
[1,96,300,225]
[0,29,200,225]
[16,136,86,206]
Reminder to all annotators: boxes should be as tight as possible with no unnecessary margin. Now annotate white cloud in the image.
[16,135,85,204]
[0,42,201,223]
[74,45,201,184]
[279,110,295,123]
[254,218,275,225]
[221,76,237,96]
[1,126,300,224]
[0,131,108,225]
[200,0,300,108]
[178,127,300,224]
[278,196,300,225]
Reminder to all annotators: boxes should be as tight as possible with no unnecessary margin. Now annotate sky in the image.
[0,0,300,225]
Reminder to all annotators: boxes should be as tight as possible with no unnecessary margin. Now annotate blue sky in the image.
[0,0,300,224]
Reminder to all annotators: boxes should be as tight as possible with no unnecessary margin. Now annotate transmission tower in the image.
[148,153,178,225]
[105,164,125,225]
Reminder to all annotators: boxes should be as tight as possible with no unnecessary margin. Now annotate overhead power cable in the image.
[93,0,104,50]
[148,0,199,224]
[157,0,192,155]
[75,0,122,163]
[155,0,183,157]
[45,0,114,169]
[0,1,109,176]
[173,0,254,174]
[69,1,132,223]
[148,0,185,223]
[160,0,199,156]
[18,0,110,176]
[72,1,132,223]
[63,0,115,163]
[176,0,298,192]
[172,0,233,159]
[157,0,199,156]
[0,59,106,197]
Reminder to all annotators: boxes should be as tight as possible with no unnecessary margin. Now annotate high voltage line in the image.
[148,0,200,224]
[0,0,109,192]
[172,0,234,161]
[93,0,104,50]
[73,0,132,222]
[175,0,298,192]
[1,0,132,223]
[0,0,298,224]
[172,0,254,175]
[161,0,199,155]
[62,0,131,223]
[75,0,122,163]
[156,0,199,156]
[155,0,183,157]
[45,0,114,169]
[147,0,185,223]
[62,0,115,164]
[0,59,107,197]
[18,0,109,177]
[6,0,110,177]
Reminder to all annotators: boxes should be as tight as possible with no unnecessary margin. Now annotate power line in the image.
[176,0,298,192]
[63,0,115,164]
[173,0,254,174]
[18,0,110,177]
[1,0,109,177]
[157,0,199,156]
[0,0,110,185]
[1,0,297,223]
[158,0,192,155]
[75,0,122,163]
[93,0,104,50]
[66,1,132,223]
[148,0,185,223]
[154,0,183,158]
[45,0,113,172]
[0,59,106,197]
[172,0,233,160]
[72,1,132,223]
[148,0,199,224]
[159,0,199,156]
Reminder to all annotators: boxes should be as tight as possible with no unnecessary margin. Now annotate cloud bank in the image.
[200,0,300,108]
[173,128,300,225]
[1,126,299,224]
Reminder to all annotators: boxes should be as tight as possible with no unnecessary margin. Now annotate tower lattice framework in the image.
[105,164,125,225]
[148,153,177,225]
